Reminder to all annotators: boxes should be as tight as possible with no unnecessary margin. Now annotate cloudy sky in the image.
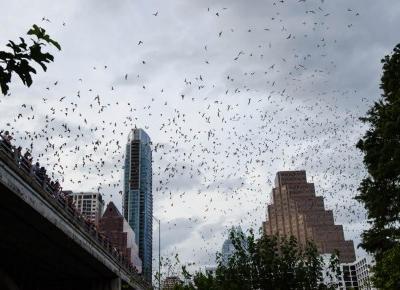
[1,0,400,275]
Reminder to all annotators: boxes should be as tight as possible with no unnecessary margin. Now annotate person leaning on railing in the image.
[50,180,61,198]
[0,130,13,151]
[0,130,12,144]
[37,166,46,184]
[22,150,33,172]
[32,161,40,175]
[14,146,22,163]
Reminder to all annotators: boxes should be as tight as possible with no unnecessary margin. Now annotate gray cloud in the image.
[159,217,202,252]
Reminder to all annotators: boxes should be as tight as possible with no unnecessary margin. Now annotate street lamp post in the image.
[153,215,161,290]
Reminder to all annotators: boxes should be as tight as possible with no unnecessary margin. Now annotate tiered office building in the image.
[263,171,356,263]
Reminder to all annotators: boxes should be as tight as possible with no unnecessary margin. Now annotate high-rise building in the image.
[99,202,142,272]
[123,128,153,282]
[221,227,246,265]
[263,171,356,263]
[66,191,104,227]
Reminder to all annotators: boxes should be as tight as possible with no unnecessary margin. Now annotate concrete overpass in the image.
[0,145,151,290]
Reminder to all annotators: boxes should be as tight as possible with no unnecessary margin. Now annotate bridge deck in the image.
[0,145,150,290]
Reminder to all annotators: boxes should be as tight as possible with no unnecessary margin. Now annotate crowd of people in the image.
[0,129,142,279]
[0,130,62,198]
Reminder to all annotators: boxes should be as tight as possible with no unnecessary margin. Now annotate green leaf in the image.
[27,24,61,50]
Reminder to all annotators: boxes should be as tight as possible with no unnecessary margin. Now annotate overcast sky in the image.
[1,0,400,275]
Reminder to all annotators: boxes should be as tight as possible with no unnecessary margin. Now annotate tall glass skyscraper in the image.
[123,128,153,282]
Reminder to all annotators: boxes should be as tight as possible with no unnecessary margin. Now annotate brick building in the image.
[263,171,356,263]
[99,202,142,272]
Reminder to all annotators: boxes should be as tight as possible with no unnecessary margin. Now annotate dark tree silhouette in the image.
[0,24,61,95]
[356,43,400,289]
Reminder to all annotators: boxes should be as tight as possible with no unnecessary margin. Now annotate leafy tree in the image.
[355,43,400,288]
[372,244,400,289]
[0,24,61,95]
[173,229,340,290]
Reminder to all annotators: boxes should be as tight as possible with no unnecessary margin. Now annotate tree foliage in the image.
[0,24,61,95]
[173,229,340,290]
[356,43,400,288]
[372,244,400,289]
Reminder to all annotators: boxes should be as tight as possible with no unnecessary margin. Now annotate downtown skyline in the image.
[1,0,400,272]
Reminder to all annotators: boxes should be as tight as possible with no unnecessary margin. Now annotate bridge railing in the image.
[0,133,151,289]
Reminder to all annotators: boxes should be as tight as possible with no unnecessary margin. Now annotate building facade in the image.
[322,255,375,290]
[263,171,356,263]
[66,191,104,227]
[162,276,182,290]
[123,128,153,282]
[347,258,374,290]
[99,202,142,272]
